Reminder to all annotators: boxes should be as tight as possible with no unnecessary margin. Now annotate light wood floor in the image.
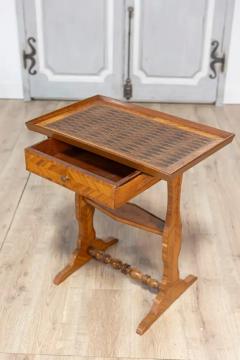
[0,100,240,360]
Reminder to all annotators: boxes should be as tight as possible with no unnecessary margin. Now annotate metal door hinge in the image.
[123,7,134,100]
[209,40,225,79]
[23,37,37,75]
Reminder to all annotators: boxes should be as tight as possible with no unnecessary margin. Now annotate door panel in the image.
[24,0,124,99]
[130,0,227,102]
[139,0,205,78]
[21,0,231,102]
[42,0,105,75]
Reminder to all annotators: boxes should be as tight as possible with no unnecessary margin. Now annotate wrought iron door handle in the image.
[123,7,134,100]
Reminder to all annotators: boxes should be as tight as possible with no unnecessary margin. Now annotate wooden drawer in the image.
[25,138,160,209]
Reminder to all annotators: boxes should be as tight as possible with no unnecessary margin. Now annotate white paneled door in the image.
[19,0,233,102]
[129,0,229,102]
[21,0,124,99]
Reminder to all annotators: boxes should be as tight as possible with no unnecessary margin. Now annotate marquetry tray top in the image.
[25,95,234,335]
[26,95,233,179]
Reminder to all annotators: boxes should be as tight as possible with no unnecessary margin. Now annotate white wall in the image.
[0,0,239,102]
[0,0,23,98]
[224,0,240,103]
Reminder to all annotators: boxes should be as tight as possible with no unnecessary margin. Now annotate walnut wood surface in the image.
[88,247,164,291]
[25,138,159,209]
[2,98,239,355]
[136,175,197,334]
[23,97,234,336]
[26,95,234,179]
[54,194,118,285]
[51,175,197,335]
[136,275,197,335]
[87,199,165,235]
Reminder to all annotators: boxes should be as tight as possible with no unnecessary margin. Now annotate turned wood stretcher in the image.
[24,95,234,335]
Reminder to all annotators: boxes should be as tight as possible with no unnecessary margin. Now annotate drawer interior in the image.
[32,138,141,185]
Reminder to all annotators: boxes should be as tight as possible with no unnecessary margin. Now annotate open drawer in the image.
[25,138,160,209]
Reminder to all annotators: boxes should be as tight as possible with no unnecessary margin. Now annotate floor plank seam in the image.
[0,172,31,252]
[0,351,184,360]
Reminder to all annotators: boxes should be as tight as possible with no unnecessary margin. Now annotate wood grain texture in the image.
[25,139,159,209]
[25,98,203,333]
[26,95,234,178]
[162,175,183,285]
[0,355,141,360]
[54,194,118,285]
[86,199,165,235]
[0,100,68,249]
[0,100,239,359]
[136,175,197,334]
[88,246,163,291]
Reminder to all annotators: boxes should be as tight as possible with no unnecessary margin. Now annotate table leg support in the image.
[137,275,197,335]
[137,175,197,334]
[54,194,118,285]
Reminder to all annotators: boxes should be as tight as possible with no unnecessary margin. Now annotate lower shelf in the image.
[87,199,165,235]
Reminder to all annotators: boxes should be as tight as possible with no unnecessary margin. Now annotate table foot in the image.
[53,237,118,285]
[136,274,197,335]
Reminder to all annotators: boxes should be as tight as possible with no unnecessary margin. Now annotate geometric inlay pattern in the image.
[46,104,214,172]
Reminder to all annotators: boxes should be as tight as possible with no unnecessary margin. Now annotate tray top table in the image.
[26,95,233,179]
[25,95,234,335]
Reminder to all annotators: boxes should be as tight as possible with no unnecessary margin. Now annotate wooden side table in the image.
[25,95,234,335]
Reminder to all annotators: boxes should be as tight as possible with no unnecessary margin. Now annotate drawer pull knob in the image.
[60,175,70,182]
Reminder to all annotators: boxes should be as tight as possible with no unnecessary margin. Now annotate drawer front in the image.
[25,142,160,209]
[25,147,115,208]
[114,173,161,208]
